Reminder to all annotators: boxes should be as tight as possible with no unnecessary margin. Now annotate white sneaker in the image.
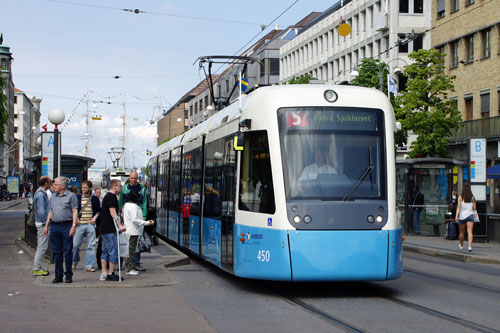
[459,244,463,250]
[126,269,139,275]
[468,246,472,252]
[99,274,107,281]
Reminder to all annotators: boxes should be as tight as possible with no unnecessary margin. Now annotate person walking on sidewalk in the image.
[455,185,477,252]
[43,176,78,283]
[123,191,154,276]
[46,180,56,200]
[99,179,126,282]
[119,170,148,272]
[32,176,51,276]
[411,186,424,234]
[72,180,100,272]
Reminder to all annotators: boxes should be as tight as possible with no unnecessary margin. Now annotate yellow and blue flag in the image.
[239,77,249,93]
[146,149,152,156]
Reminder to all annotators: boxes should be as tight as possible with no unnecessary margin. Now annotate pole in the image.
[121,92,126,169]
[84,89,89,157]
[379,63,384,92]
[54,126,59,178]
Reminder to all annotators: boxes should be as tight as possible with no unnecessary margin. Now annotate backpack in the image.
[445,221,459,240]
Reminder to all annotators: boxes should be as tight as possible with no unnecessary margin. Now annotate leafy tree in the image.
[0,78,8,143]
[395,49,461,158]
[350,57,389,95]
[287,74,316,84]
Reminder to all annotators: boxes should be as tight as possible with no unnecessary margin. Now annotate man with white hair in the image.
[43,176,78,283]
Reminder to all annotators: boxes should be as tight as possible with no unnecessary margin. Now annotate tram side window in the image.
[204,140,224,220]
[170,153,181,213]
[239,131,275,214]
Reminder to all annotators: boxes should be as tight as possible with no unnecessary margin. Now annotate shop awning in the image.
[487,164,500,179]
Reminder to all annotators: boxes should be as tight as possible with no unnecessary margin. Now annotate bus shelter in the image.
[396,158,464,236]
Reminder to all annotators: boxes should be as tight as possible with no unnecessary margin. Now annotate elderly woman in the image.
[123,191,153,275]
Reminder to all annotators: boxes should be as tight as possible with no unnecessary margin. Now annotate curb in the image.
[403,244,500,265]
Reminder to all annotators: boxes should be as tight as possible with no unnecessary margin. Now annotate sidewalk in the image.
[16,236,190,288]
[0,197,27,210]
[403,235,500,265]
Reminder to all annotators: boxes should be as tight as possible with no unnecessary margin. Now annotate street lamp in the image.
[48,108,65,178]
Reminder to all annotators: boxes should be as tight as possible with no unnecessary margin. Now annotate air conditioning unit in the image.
[374,12,388,31]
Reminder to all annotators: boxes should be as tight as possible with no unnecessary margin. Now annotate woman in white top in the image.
[123,191,153,275]
[454,185,477,251]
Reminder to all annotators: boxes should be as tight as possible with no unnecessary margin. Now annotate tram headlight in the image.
[303,215,312,224]
[367,215,375,223]
[293,215,302,223]
[376,215,384,223]
[324,89,338,103]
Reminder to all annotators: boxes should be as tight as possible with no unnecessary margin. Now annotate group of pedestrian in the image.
[31,170,154,283]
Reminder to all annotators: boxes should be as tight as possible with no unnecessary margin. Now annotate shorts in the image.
[101,233,118,264]
[458,214,474,225]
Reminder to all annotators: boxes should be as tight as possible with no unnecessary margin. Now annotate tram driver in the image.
[298,146,337,181]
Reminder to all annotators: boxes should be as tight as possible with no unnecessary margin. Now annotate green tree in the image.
[395,49,461,158]
[286,74,316,84]
[0,78,8,143]
[350,57,389,95]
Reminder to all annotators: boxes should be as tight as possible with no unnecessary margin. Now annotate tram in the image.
[147,84,403,281]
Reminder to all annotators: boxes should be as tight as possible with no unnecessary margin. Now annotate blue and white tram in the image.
[147,84,403,281]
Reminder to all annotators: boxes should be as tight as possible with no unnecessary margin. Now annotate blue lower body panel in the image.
[387,227,403,279]
[233,225,292,281]
[288,229,399,281]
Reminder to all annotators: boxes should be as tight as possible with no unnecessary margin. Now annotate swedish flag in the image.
[239,77,249,93]
[146,149,152,156]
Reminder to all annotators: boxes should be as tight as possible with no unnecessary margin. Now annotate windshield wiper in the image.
[342,147,375,201]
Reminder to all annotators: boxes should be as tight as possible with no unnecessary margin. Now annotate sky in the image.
[2,0,335,169]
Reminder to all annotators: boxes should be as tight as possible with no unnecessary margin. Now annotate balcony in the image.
[449,116,500,144]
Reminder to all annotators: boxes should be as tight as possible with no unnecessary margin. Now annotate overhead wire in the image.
[47,0,264,27]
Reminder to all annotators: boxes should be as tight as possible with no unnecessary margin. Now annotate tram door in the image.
[221,138,236,269]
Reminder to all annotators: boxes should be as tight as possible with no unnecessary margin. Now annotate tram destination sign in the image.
[282,108,380,132]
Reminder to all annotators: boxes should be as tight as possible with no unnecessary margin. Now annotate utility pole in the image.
[121,92,126,169]
[84,89,89,157]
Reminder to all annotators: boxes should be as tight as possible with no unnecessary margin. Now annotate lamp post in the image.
[48,108,65,178]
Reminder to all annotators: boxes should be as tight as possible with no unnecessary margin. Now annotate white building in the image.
[14,88,41,180]
[280,0,432,85]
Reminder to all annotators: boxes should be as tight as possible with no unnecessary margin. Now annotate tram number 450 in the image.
[257,250,270,262]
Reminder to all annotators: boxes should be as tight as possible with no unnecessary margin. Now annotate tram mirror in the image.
[234,133,245,151]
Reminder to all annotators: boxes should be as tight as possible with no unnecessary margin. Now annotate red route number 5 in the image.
[286,112,308,127]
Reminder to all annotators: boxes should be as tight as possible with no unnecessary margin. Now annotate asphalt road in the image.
[2,204,499,332]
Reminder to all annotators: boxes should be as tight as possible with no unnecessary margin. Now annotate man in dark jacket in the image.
[72,180,101,271]
[412,186,425,234]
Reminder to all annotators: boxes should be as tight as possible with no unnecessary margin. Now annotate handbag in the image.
[118,232,130,257]
[137,231,152,253]
[473,210,480,223]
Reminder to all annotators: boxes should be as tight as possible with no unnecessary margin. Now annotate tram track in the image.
[279,294,365,333]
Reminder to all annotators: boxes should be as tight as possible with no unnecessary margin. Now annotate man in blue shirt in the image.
[32,176,51,276]
[44,176,78,283]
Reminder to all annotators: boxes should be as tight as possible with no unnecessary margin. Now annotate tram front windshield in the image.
[278,107,386,201]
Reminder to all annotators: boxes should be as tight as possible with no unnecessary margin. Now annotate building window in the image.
[465,35,474,61]
[260,60,266,78]
[465,0,474,6]
[451,0,459,12]
[0,58,6,70]
[270,58,279,76]
[481,92,490,118]
[413,35,423,51]
[482,29,491,59]
[437,0,445,18]
[204,95,209,109]
[14,96,18,104]
[399,34,409,53]
[450,40,459,68]
[14,126,17,133]
[400,0,409,13]
[465,96,473,120]
[189,105,193,117]
[414,0,423,13]
[194,102,198,114]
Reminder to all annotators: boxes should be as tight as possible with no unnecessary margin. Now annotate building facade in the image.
[14,88,41,180]
[280,0,431,85]
[0,33,15,186]
[432,0,500,212]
